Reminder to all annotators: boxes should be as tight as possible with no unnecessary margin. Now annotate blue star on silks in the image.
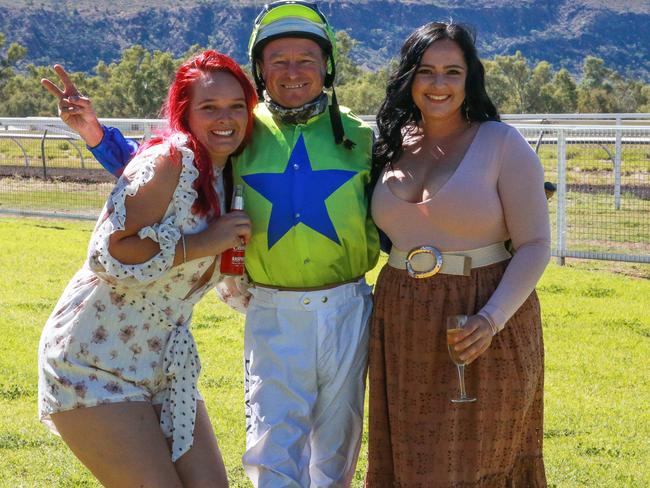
[242,134,357,249]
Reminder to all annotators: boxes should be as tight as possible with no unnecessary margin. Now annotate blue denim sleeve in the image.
[88,125,140,176]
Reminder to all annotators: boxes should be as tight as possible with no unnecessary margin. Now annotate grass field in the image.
[0,133,150,171]
[0,179,112,215]
[0,217,649,487]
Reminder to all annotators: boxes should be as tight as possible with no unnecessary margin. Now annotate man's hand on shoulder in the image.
[41,64,103,147]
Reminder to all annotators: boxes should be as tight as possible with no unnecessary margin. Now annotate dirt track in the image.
[0,165,116,183]
[567,183,650,200]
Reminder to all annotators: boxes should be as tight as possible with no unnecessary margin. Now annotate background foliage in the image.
[1,1,649,81]
[1,30,649,118]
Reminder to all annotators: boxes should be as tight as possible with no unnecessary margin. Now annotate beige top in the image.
[371,121,550,330]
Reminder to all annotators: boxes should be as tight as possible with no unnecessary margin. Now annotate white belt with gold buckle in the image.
[405,246,443,278]
[388,242,512,278]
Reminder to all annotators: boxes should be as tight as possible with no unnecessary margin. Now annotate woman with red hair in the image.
[38,50,257,487]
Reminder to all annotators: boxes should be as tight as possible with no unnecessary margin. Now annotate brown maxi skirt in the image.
[365,260,547,488]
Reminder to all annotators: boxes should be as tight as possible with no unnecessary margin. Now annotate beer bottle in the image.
[220,185,245,275]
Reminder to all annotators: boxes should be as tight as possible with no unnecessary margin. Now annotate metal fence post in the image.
[40,130,48,179]
[556,129,567,265]
[614,116,622,210]
[8,137,30,167]
[69,139,85,169]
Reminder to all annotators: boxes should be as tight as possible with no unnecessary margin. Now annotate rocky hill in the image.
[1,0,649,80]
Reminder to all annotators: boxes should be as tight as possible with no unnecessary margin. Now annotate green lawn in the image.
[0,178,112,215]
[2,138,649,259]
[0,217,648,487]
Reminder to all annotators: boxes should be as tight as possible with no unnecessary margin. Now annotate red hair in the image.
[140,50,257,216]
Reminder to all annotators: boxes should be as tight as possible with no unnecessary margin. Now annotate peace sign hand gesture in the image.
[41,64,104,147]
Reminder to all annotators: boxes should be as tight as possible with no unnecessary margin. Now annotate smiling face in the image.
[187,70,248,167]
[259,37,327,109]
[411,38,468,124]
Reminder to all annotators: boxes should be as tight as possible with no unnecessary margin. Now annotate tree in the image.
[573,56,650,113]
[0,33,27,101]
[335,30,362,85]
[90,45,177,118]
[333,30,391,115]
[485,52,574,114]
[0,35,53,117]
[336,60,395,115]
[549,69,578,113]
[1,65,57,117]
[0,64,96,118]
[608,75,646,113]
[488,51,532,113]
[483,59,512,112]
[639,85,650,112]
[577,87,614,113]
[579,56,611,91]
[484,52,555,113]
[528,61,555,113]
[576,56,613,112]
[2,30,649,117]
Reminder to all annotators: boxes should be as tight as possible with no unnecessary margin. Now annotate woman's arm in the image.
[479,127,551,330]
[88,145,251,284]
[450,126,550,363]
[108,152,251,267]
[106,153,181,264]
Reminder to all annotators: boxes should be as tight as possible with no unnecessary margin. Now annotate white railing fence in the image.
[1,116,649,264]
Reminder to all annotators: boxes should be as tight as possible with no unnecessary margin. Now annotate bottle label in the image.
[220,247,245,275]
[220,184,246,275]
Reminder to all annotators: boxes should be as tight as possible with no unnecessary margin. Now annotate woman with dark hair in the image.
[366,22,549,487]
[37,50,257,487]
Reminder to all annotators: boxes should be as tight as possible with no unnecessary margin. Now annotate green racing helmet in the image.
[248,1,355,149]
[248,0,338,94]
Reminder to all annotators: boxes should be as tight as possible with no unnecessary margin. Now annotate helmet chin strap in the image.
[329,87,356,150]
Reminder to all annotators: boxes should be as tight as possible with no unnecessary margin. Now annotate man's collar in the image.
[264,92,328,125]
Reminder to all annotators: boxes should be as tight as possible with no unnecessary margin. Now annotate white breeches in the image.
[243,279,373,488]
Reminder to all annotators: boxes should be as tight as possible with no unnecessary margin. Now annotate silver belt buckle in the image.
[405,246,443,279]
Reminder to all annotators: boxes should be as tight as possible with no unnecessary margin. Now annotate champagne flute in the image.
[446,314,476,403]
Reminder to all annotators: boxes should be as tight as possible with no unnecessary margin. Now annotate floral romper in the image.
[38,133,240,461]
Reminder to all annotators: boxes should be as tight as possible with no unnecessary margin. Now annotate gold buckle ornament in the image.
[405,246,443,279]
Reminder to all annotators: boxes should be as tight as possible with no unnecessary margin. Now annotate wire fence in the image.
[0,117,165,219]
[1,116,649,264]
[515,125,649,264]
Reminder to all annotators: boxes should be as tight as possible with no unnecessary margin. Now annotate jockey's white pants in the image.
[242,279,373,488]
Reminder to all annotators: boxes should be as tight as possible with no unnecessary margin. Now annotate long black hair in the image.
[371,22,500,186]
